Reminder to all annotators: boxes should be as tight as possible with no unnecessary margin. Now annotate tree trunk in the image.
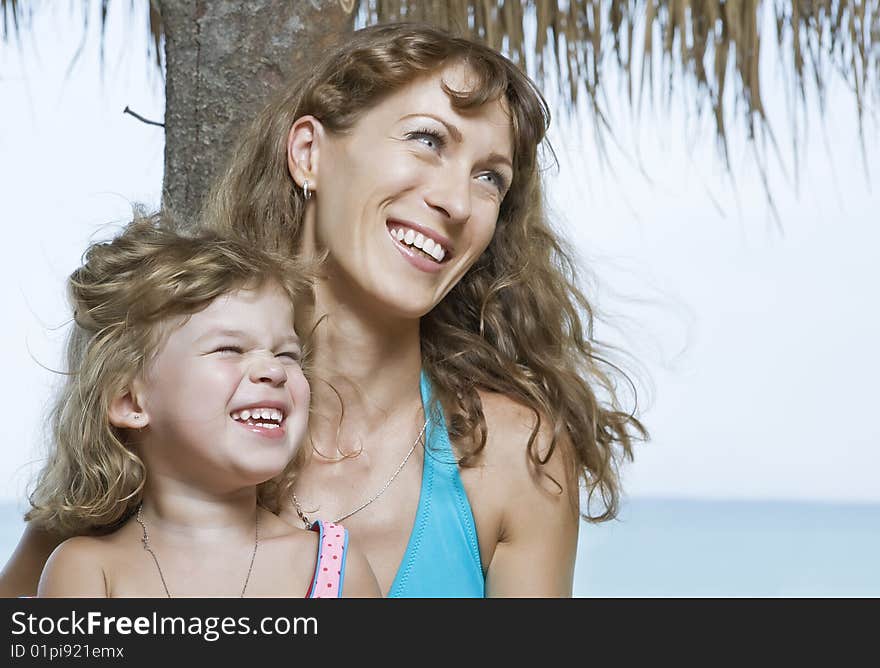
[159,0,355,226]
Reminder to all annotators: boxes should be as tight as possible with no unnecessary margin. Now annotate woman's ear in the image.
[287,115,323,191]
[108,386,149,430]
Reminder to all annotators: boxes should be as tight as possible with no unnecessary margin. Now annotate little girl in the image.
[33,213,380,597]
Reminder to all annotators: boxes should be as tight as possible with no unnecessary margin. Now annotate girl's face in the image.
[128,282,310,492]
[294,62,515,319]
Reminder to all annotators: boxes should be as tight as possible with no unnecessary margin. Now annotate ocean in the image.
[2,497,877,596]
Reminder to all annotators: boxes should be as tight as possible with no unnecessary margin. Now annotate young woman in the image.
[1,22,645,597]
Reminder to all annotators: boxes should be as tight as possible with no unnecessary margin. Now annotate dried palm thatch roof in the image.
[3,0,878,175]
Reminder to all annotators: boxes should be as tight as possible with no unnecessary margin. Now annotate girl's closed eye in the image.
[277,350,302,362]
[213,345,244,355]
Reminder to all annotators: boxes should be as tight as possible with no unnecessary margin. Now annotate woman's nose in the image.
[424,169,472,223]
[249,356,288,386]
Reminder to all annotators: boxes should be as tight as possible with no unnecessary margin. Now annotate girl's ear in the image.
[287,115,323,191]
[108,385,149,430]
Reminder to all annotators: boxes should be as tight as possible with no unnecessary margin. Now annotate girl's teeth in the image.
[414,233,425,249]
[404,229,415,245]
[423,238,436,254]
[396,228,405,241]
[232,408,284,424]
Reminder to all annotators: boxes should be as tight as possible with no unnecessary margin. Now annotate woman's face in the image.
[292,62,515,319]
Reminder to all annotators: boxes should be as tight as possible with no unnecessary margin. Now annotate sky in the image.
[1,3,878,507]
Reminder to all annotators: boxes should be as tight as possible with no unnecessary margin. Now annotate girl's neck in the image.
[137,483,259,540]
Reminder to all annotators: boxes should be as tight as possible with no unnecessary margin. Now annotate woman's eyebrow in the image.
[400,112,463,141]
[484,152,513,169]
[399,112,513,168]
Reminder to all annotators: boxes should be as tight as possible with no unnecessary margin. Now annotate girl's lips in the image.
[232,417,287,440]
[386,227,446,274]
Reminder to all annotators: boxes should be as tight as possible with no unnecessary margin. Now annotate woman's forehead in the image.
[363,64,514,153]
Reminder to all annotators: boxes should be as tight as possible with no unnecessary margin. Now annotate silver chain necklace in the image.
[135,503,259,598]
[291,414,429,529]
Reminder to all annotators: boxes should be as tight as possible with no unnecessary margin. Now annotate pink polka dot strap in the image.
[306,520,348,598]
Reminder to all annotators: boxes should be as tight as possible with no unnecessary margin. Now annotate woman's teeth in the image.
[391,227,446,262]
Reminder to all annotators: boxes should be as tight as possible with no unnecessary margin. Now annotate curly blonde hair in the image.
[202,22,646,521]
[26,212,312,535]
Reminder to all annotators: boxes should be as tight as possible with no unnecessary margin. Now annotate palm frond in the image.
[2,0,163,71]
[3,1,878,179]
[356,0,880,176]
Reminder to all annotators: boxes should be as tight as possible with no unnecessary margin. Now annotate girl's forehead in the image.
[164,285,296,342]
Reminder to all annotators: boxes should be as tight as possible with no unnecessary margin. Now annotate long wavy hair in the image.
[26,213,312,535]
[202,22,646,521]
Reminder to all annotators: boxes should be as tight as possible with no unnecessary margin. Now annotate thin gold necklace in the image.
[291,414,429,529]
[135,503,259,598]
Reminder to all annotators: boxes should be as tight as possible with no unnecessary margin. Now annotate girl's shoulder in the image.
[262,518,380,598]
[257,510,320,559]
[38,534,114,597]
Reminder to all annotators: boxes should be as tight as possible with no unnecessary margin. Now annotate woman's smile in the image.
[386,219,452,274]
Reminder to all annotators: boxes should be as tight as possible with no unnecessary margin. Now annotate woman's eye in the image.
[407,128,446,150]
[480,170,509,193]
[277,351,302,362]
[214,346,243,355]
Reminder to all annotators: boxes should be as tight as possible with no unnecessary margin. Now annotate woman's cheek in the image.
[290,368,311,408]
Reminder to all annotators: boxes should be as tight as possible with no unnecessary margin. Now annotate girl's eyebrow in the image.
[196,328,250,342]
[196,328,301,346]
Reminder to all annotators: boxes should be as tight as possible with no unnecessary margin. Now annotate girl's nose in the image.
[249,356,288,386]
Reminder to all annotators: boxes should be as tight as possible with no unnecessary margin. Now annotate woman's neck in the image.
[300,273,425,443]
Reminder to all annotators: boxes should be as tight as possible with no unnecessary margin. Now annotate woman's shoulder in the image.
[469,390,580,595]
[474,389,575,480]
[466,389,579,526]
